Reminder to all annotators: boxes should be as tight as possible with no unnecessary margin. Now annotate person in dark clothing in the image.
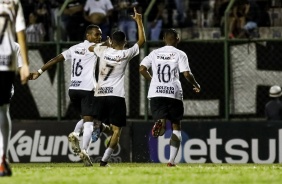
[265,85,282,121]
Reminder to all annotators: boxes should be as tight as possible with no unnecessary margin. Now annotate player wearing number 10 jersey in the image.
[0,0,30,177]
[139,28,201,167]
[29,25,103,166]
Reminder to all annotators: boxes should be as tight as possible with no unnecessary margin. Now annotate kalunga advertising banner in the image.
[9,121,130,163]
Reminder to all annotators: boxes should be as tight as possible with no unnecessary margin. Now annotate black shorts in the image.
[150,97,184,122]
[93,96,126,127]
[68,89,94,116]
[0,71,15,106]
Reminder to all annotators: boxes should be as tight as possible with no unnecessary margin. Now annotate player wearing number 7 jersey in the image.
[139,28,201,167]
[29,25,103,166]
[89,7,145,167]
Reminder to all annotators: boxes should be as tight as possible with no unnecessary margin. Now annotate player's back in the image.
[145,45,190,100]
[151,46,187,84]
[95,44,139,97]
[0,0,25,72]
[62,41,98,91]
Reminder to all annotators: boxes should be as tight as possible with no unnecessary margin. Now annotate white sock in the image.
[0,105,10,164]
[168,130,181,164]
[74,119,83,135]
[82,122,93,151]
[101,147,114,162]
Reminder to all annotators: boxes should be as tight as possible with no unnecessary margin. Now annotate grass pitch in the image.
[2,163,282,184]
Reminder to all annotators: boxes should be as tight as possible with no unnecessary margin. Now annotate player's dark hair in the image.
[164,28,178,38]
[84,24,100,38]
[112,30,126,44]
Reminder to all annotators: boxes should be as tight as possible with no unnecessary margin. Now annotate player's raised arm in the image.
[131,7,145,47]
[29,54,65,80]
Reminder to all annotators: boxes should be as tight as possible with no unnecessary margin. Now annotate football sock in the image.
[101,147,114,162]
[169,130,182,164]
[73,119,83,135]
[0,105,10,163]
[82,122,93,151]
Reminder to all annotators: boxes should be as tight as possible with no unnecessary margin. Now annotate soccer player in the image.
[91,7,145,167]
[29,25,103,167]
[139,28,201,167]
[0,0,30,177]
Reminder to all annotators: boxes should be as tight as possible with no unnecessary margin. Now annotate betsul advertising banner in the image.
[9,121,130,163]
[132,121,282,163]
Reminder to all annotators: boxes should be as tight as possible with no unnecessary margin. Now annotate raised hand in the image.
[130,7,142,22]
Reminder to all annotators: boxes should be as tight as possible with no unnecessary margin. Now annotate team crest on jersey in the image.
[74,48,86,55]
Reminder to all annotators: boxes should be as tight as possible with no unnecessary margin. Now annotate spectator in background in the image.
[61,0,87,41]
[237,0,260,38]
[26,12,46,42]
[139,0,165,40]
[189,0,210,27]
[257,1,270,27]
[34,0,52,41]
[113,0,139,42]
[84,0,113,41]
[22,0,35,23]
[265,85,282,121]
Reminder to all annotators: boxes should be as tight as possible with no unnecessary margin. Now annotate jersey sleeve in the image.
[178,52,190,72]
[61,49,71,60]
[140,52,153,69]
[126,43,139,60]
[94,45,108,57]
[15,2,26,32]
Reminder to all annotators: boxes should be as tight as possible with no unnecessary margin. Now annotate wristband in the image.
[38,69,43,75]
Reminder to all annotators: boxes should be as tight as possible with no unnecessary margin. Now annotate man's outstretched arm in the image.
[29,54,65,80]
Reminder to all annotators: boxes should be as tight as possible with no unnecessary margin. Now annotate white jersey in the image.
[94,43,139,97]
[0,0,26,71]
[62,40,98,91]
[140,46,191,100]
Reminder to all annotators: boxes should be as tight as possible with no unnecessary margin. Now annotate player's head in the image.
[269,85,282,98]
[85,24,102,43]
[163,28,180,46]
[111,30,126,48]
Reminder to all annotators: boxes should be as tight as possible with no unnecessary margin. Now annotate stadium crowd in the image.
[21,0,281,42]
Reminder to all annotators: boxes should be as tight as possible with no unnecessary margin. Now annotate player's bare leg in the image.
[100,125,121,167]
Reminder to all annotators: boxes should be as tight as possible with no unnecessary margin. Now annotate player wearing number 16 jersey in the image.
[29,25,103,166]
[0,0,30,177]
[139,28,201,167]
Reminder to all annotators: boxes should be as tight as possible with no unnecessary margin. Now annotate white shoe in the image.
[68,132,81,155]
[79,150,93,167]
